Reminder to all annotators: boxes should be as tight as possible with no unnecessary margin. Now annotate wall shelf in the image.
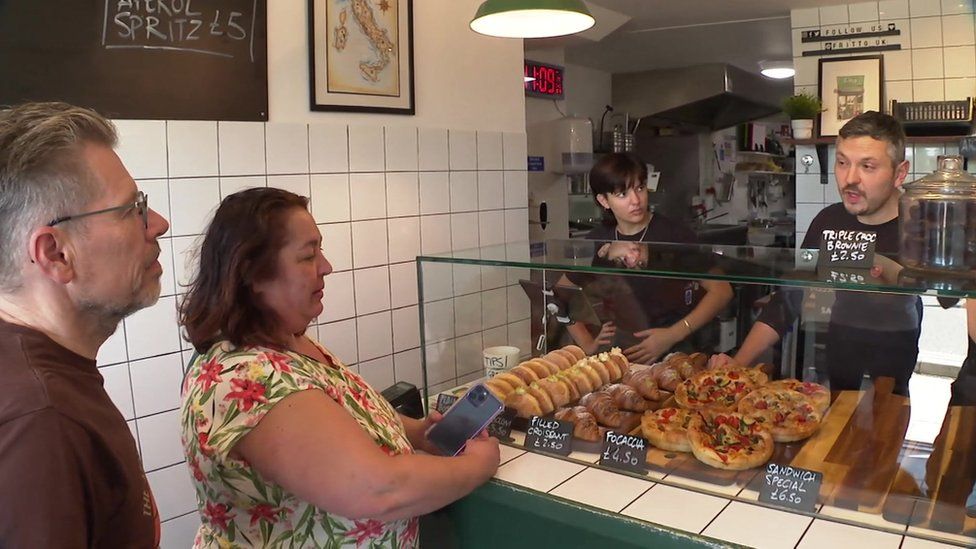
[784,135,969,145]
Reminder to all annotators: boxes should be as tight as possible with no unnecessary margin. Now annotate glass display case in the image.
[417,239,976,547]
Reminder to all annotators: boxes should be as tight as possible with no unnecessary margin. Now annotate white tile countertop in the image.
[491,442,971,549]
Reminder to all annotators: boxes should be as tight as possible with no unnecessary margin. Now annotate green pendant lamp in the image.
[470,0,596,39]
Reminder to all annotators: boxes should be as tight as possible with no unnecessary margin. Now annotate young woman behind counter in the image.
[562,153,732,365]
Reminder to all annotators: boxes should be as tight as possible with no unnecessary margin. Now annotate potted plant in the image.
[782,93,823,139]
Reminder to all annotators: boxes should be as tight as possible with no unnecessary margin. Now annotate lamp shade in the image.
[759,60,795,79]
[470,0,596,39]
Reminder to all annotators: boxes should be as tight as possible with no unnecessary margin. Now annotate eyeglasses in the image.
[47,191,149,229]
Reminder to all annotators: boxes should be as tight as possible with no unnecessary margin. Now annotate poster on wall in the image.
[309,0,415,114]
[818,55,883,137]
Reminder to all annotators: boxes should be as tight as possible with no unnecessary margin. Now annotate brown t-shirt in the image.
[0,319,160,548]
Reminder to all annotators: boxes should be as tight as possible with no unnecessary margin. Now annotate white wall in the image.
[270,0,525,131]
[93,2,529,546]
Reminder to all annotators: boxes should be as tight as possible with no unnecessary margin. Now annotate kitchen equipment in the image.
[899,155,976,273]
[891,98,973,136]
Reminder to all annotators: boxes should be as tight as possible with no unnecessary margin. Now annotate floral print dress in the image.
[180,340,418,548]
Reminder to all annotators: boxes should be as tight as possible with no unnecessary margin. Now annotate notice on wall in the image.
[104,0,258,61]
[0,0,268,120]
[818,229,876,269]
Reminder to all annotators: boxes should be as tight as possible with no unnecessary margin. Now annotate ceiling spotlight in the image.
[470,0,596,39]
[759,60,795,79]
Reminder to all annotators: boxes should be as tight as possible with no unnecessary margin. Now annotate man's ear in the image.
[595,193,610,210]
[28,228,74,284]
[894,159,911,189]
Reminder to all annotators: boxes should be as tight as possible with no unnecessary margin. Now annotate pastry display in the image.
[641,407,695,452]
[737,387,822,442]
[687,411,774,470]
[484,344,832,471]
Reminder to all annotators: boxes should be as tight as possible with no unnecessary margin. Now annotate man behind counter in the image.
[712,111,922,396]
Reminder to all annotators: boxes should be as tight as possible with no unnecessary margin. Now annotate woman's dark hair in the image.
[179,187,309,353]
[589,152,647,226]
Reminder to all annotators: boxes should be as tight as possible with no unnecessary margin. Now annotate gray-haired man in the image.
[0,102,169,547]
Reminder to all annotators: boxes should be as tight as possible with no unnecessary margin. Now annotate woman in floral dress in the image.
[178,188,499,548]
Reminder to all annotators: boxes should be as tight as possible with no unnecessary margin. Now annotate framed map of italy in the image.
[309,0,415,114]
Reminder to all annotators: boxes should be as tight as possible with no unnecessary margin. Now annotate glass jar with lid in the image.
[898,155,976,272]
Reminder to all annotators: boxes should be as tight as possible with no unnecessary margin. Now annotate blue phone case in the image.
[426,384,504,456]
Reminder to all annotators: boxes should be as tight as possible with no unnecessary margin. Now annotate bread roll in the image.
[596,352,622,381]
[564,367,596,394]
[585,357,611,385]
[562,344,586,361]
[536,375,572,408]
[509,365,539,384]
[542,351,572,370]
[495,372,527,390]
[485,379,514,401]
[552,349,578,369]
[527,382,555,414]
[554,372,581,401]
[531,358,561,376]
[575,361,604,389]
[608,347,630,378]
[520,360,551,378]
[506,387,543,418]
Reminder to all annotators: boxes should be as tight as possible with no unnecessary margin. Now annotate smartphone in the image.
[425,384,504,456]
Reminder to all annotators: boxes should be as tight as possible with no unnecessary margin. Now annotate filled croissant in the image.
[579,391,622,428]
[554,406,601,442]
[603,383,648,412]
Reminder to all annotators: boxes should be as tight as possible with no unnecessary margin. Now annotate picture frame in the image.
[817,55,884,137]
[308,0,415,114]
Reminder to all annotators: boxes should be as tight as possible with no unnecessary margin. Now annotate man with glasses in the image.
[0,102,169,546]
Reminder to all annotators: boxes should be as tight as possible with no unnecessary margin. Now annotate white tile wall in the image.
[99,120,528,543]
[218,122,266,176]
[265,122,309,175]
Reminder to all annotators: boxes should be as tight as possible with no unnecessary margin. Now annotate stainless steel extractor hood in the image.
[611,63,786,131]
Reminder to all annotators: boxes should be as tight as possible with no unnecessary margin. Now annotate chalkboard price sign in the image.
[758,463,823,512]
[523,416,573,456]
[818,229,876,269]
[433,394,459,415]
[486,409,516,441]
[0,0,268,120]
[598,431,648,474]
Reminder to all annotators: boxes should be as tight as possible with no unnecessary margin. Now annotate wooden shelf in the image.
[784,135,970,145]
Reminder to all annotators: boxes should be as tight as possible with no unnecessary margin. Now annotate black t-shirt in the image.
[758,202,921,335]
[568,214,704,337]
[0,320,160,548]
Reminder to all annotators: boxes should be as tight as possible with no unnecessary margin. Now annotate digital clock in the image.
[524,60,564,99]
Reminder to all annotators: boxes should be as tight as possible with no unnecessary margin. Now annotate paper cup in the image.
[483,346,520,378]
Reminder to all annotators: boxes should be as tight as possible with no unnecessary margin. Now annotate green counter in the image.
[420,480,742,548]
